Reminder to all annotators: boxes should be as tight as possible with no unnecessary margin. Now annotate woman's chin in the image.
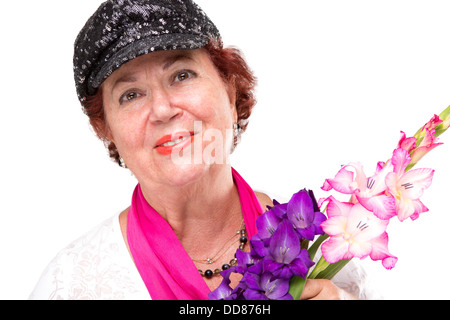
[155,160,231,188]
[164,162,210,187]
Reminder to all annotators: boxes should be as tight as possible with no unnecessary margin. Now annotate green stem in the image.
[307,234,329,261]
[314,259,351,280]
[308,256,330,279]
[435,105,450,138]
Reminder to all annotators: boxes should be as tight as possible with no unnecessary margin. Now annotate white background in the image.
[1,0,450,299]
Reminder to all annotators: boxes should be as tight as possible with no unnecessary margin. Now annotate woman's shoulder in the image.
[29,212,149,300]
[254,191,274,211]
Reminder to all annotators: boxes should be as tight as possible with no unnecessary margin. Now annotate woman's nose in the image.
[148,87,182,124]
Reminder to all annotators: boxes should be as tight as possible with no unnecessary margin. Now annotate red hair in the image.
[82,40,257,165]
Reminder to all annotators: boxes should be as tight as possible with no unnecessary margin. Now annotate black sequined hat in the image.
[73,0,220,104]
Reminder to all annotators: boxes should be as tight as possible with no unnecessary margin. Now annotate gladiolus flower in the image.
[286,189,326,241]
[264,220,314,279]
[255,208,283,240]
[321,161,397,220]
[386,148,434,221]
[242,262,293,300]
[418,114,443,137]
[397,131,417,153]
[403,112,448,169]
[208,266,240,300]
[409,128,443,168]
[320,196,397,269]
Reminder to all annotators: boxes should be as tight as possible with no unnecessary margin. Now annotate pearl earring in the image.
[233,122,241,136]
[119,157,127,169]
[231,122,242,152]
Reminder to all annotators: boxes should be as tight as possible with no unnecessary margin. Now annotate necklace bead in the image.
[204,269,213,278]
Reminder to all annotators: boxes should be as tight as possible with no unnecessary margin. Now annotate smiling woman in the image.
[29,0,375,300]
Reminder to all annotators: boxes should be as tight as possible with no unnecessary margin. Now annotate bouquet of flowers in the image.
[210,105,450,300]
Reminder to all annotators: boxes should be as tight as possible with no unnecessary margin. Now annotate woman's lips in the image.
[154,131,196,155]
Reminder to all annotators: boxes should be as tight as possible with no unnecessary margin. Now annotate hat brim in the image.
[88,33,209,95]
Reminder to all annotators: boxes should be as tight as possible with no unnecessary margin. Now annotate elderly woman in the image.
[30,0,373,300]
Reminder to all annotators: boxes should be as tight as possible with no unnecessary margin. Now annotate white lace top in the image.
[29,212,381,300]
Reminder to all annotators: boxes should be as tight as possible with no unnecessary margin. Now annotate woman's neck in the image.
[138,165,243,256]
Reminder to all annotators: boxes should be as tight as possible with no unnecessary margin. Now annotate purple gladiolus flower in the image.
[208,267,235,300]
[270,200,288,219]
[241,262,293,300]
[235,248,261,273]
[286,189,327,241]
[264,220,314,279]
[210,190,321,300]
[255,208,283,239]
[250,233,269,258]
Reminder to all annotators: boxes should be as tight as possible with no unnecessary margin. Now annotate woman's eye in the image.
[119,91,142,104]
[173,70,196,83]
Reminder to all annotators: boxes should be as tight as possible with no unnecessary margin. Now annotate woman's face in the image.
[102,48,237,187]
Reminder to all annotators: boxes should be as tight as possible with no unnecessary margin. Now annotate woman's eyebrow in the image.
[162,53,195,70]
[111,76,138,92]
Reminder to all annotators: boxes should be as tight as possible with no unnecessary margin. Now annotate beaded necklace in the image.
[194,221,247,278]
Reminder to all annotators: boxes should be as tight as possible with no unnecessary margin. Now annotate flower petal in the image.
[289,250,315,278]
[321,237,351,263]
[410,128,443,164]
[398,168,434,200]
[347,203,389,241]
[396,198,415,221]
[358,160,393,196]
[369,232,397,269]
[269,220,300,264]
[242,272,261,291]
[397,131,417,152]
[261,273,290,300]
[323,195,353,218]
[287,190,315,228]
[421,114,443,132]
[250,234,269,258]
[396,198,429,221]
[321,216,347,236]
[209,267,235,300]
[356,194,397,220]
[391,148,411,174]
[243,289,268,300]
[236,249,258,268]
[313,211,327,234]
[322,166,358,194]
[348,241,372,259]
[297,225,316,241]
[256,209,282,239]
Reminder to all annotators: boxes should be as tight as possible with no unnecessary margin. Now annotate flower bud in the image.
[435,105,450,138]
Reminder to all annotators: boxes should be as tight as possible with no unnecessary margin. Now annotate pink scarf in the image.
[127,168,265,300]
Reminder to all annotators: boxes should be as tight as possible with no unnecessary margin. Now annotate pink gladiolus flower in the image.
[409,128,443,166]
[321,161,396,220]
[397,131,417,153]
[320,196,397,269]
[385,148,434,221]
[420,114,443,133]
